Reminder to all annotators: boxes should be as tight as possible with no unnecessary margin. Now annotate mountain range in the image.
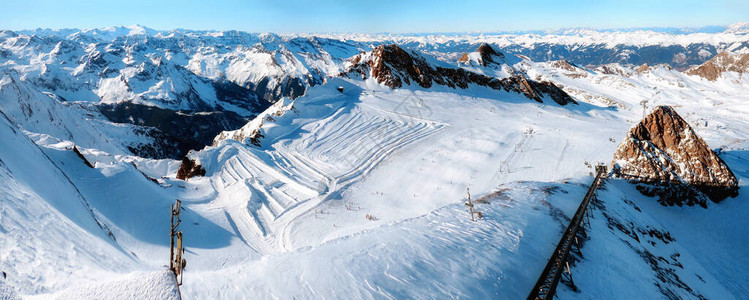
[1,23,748,299]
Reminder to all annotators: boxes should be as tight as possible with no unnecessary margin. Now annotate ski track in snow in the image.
[209,101,448,254]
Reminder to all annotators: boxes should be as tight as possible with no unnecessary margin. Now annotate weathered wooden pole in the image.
[169,203,175,271]
[465,188,475,221]
[175,231,183,277]
[170,200,182,278]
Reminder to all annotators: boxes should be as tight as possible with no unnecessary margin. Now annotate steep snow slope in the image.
[556,174,749,298]
[0,111,130,294]
[0,73,193,158]
[37,270,180,300]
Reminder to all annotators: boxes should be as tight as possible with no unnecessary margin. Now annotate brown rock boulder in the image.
[176,156,206,180]
[612,106,739,204]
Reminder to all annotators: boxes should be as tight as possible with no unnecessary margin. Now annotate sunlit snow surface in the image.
[1,54,749,298]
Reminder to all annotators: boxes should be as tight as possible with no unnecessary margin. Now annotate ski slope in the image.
[1,45,748,298]
[180,72,747,297]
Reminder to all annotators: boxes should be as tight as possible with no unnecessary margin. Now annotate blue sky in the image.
[1,0,747,33]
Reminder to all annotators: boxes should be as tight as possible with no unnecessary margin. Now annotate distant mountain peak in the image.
[725,21,749,34]
[459,43,511,66]
[686,51,749,81]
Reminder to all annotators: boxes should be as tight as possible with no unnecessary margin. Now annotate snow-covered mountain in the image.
[341,44,576,105]
[1,24,748,159]
[686,51,749,81]
[1,24,749,299]
[0,27,368,157]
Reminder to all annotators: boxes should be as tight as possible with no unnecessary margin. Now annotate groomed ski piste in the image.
[1,53,749,298]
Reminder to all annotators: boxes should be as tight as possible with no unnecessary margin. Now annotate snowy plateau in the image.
[0,24,748,299]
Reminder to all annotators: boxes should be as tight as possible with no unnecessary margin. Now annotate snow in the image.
[311,26,749,48]
[0,280,20,300]
[0,112,133,295]
[1,26,748,299]
[556,176,749,299]
[180,181,591,299]
[33,270,180,300]
[725,22,749,35]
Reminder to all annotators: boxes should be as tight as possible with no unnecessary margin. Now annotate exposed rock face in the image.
[635,63,651,74]
[176,156,206,180]
[72,146,94,168]
[595,64,633,77]
[611,106,738,205]
[548,60,590,78]
[457,43,505,67]
[343,44,577,105]
[549,60,579,72]
[686,51,749,81]
[635,63,674,74]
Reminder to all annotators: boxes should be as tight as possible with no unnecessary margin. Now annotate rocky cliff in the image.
[611,106,738,205]
[686,51,749,81]
[457,43,507,67]
[342,44,577,105]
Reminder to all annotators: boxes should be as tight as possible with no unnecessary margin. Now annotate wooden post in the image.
[170,200,184,285]
[169,202,175,271]
[465,188,475,222]
[175,231,183,276]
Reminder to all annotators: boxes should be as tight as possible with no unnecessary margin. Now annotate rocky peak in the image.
[636,63,673,74]
[548,60,590,78]
[365,44,432,89]
[342,45,576,105]
[548,60,579,72]
[595,63,632,77]
[611,106,738,204]
[686,51,749,81]
[458,43,505,67]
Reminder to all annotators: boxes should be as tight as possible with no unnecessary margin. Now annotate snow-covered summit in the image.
[457,43,522,78]
[725,21,749,35]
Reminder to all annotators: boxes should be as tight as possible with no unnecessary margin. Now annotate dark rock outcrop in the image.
[176,156,206,180]
[457,43,506,66]
[611,106,739,205]
[343,44,577,105]
[72,146,94,168]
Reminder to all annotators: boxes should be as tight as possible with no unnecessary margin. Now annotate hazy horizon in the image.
[2,0,748,34]
[4,22,744,36]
